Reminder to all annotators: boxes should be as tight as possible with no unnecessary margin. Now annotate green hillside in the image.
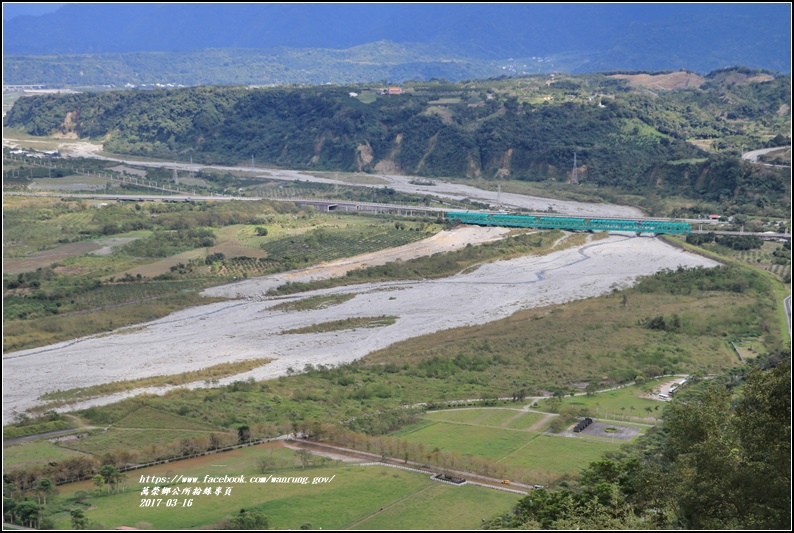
[4,69,790,214]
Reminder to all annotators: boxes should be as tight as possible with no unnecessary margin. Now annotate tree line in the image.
[5,75,789,212]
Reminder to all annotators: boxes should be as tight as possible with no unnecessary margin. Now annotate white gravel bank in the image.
[3,235,718,423]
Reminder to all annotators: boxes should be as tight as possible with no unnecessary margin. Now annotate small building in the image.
[708,214,721,220]
[387,86,403,95]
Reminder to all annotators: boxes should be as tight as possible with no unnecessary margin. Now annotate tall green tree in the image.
[35,477,57,505]
[731,362,791,529]
[71,508,89,530]
[228,508,270,530]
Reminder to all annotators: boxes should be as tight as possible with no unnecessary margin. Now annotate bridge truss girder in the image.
[446,212,691,235]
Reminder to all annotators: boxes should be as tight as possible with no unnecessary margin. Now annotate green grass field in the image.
[394,407,626,479]
[3,440,90,471]
[397,420,538,460]
[113,407,225,431]
[349,482,521,530]
[425,408,543,430]
[51,444,519,530]
[29,175,110,189]
[499,434,622,476]
[59,428,234,460]
[534,379,674,423]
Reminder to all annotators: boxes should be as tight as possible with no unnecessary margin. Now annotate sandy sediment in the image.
[204,225,511,299]
[2,235,719,423]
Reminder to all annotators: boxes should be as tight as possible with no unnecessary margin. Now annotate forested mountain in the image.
[2,4,790,85]
[5,69,790,213]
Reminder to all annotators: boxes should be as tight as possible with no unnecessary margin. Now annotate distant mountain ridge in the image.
[3,3,790,80]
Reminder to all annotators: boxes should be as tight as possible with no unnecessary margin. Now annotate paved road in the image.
[785,295,792,340]
[13,145,646,219]
[3,427,92,445]
[742,145,791,167]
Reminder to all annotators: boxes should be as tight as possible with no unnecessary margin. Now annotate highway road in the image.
[742,145,791,167]
[18,147,646,219]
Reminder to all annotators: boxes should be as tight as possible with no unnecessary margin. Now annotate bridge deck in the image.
[447,211,691,235]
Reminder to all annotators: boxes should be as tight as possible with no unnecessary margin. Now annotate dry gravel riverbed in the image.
[8,137,644,219]
[3,234,718,423]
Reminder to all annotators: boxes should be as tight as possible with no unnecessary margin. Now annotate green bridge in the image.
[446,211,691,235]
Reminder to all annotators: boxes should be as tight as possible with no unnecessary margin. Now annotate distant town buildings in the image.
[380,86,403,96]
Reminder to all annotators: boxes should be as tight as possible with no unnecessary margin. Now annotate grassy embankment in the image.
[663,234,791,344]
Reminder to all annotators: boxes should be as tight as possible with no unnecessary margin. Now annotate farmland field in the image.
[3,440,90,471]
[394,408,626,478]
[349,481,522,530]
[3,193,444,351]
[261,223,433,264]
[51,443,520,530]
[58,428,236,460]
[396,420,537,460]
[499,434,624,475]
[425,408,544,430]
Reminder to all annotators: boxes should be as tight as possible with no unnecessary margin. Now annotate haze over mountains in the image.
[2,3,791,86]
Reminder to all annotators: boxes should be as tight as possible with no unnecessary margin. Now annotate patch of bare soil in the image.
[56,140,105,158]
[747,74,775,84]
[641,378,687,402]
[609,72,705,91]
[3,242,102,275]
[577,421,641,441]
[282,442,364,463]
